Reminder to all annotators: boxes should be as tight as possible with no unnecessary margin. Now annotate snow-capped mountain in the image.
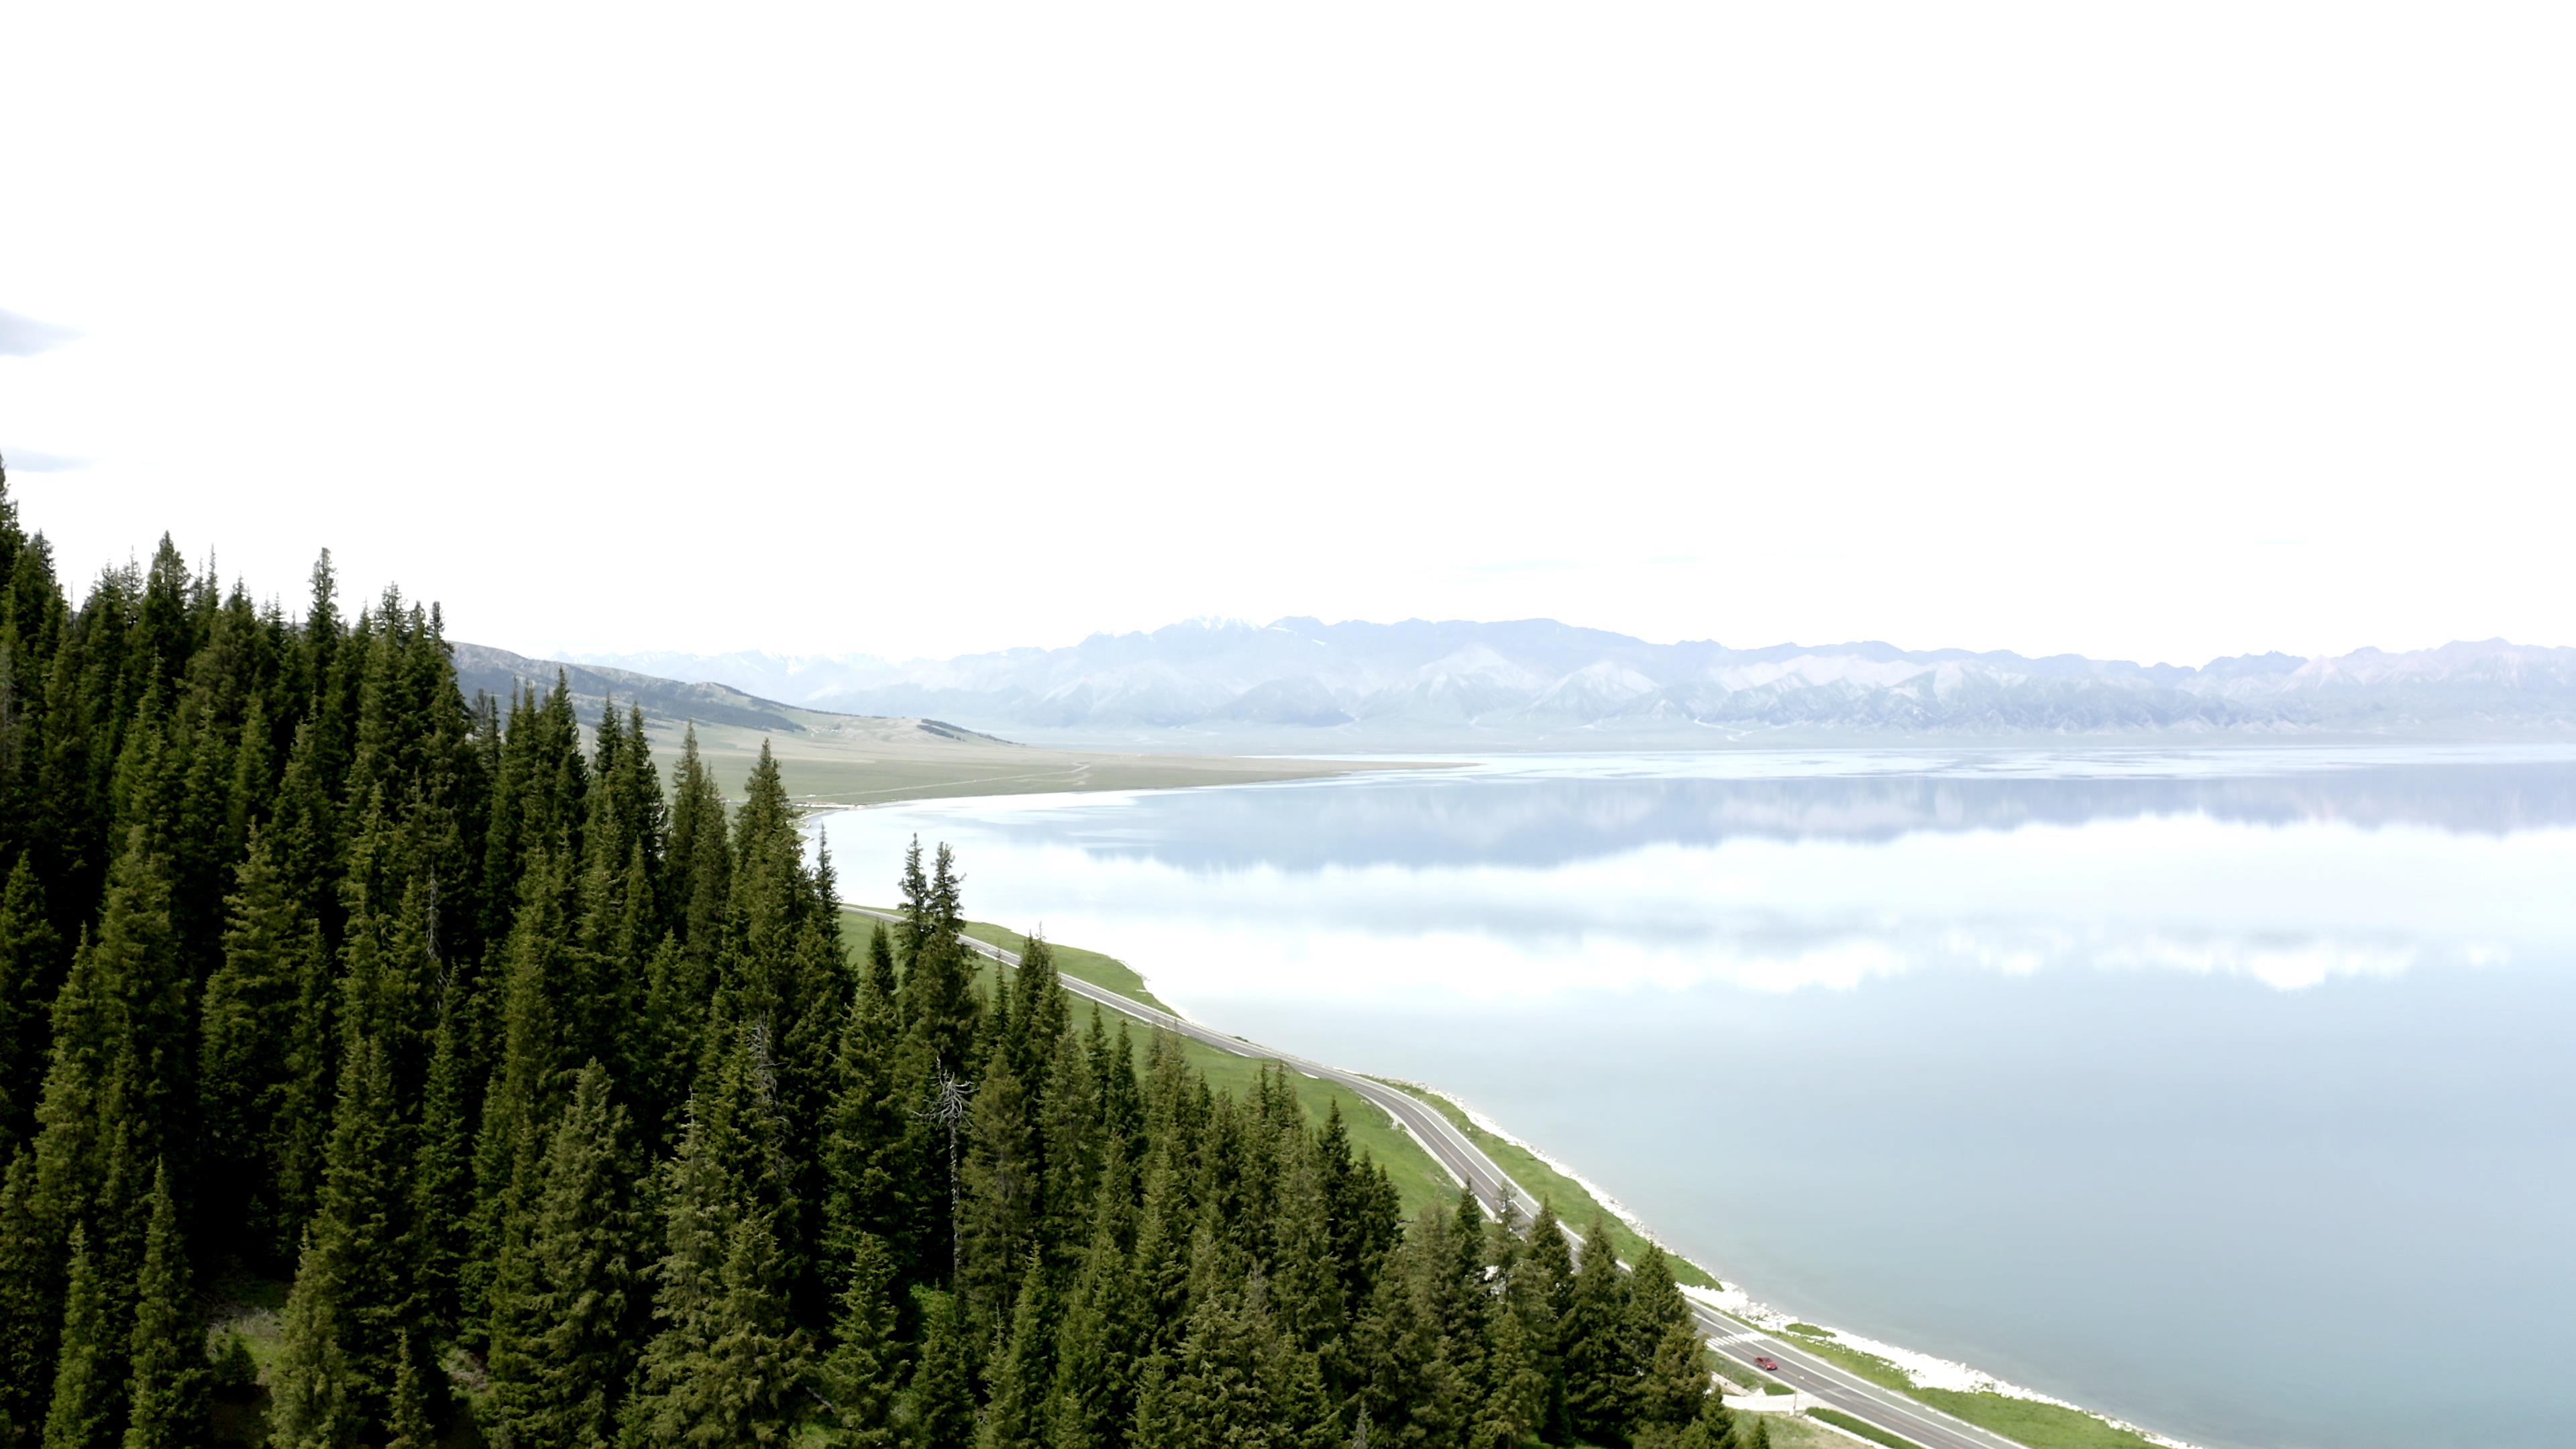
[557,621,2576,746]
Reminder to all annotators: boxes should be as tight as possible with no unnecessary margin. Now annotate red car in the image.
[1753,1356,1780,1372]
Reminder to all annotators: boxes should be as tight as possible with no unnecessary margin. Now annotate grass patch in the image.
[1783,1322,1833,1338]
[838,910,1459,1220]
[1908,1391,2165,1449]
[960,922,1177,1015]
[1776,1332,1916,1395]
[1811,1407,1921,1448]
[1375,1080,1719,1290]
[1745,1417,1861,1449]
[1774,1327,2167,1449]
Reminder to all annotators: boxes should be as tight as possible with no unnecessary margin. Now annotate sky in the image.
[2,5,2571,669]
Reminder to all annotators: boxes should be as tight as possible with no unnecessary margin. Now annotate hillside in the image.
[451,642,1389,806]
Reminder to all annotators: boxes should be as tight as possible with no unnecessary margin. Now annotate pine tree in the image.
[979,1256,1055,1449]
[1045,1173,1138,1449]
[0,928,119,1434]
[1258,1321,1342,1449]
[1626,1244,1693,1372]
[1478,1289,1548,1449]
[272,918,337,1258]
[1515,1203,1574,1442]
[383,1332,433,1449]
[120,1161,204,1449]
[816,1234,903,1449]
[0,1152,60,1445]
[488,1061,644,1448]
[897,840,980,1080]
[1670,1380,1734,1449]
[1561,1217,1635,1445]
[85,832,189,1233]
[665,724,731,958]
[197,828,307,1259]
[821,942,909,1298]
[1033,1029,1097,1272]
[0,858,63,1153]
[270,1034,408,1447]
[1135,1274,1266,1449]
[627,1042,808,1448]
[961,1049,1038,1320]
[908,1288,977,1449]
[41,1226,115,1449]
[1635,1320,1712,1442]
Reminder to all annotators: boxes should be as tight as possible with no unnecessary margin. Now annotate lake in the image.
[810,747,2576,1449]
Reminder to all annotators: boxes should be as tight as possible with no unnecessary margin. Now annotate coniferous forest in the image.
[0,470,1746,1448]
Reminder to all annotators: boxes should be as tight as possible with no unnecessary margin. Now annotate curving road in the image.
[846,906,2033,1449]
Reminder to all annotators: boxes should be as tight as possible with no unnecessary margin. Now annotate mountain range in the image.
[550,619,2576,747]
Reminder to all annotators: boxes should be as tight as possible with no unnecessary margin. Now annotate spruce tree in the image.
[908,1288,977,1449]
[41,1225,115,1449]
[271,1034,408,1447]
[897,840,980,1080]
[1626,1244,1693,1371]
[822,930,910,1287]
[1516,1202,1575,1442]
[979,1256,1055,1449]
[0,929,119,1431]
[488,1061,644,1448]
[0,1152,59,1444]
[197,828,307,1259]
[1670,1380,1735,1449]
[1046,1176,1138,1449]
[1561,1217,1635,1445]
[962,1049,1037,1320]
[627,1040,808,1448]
[816,1234,904,1449]
[0,857,62,1153]
[383,1332,433,1449]
[1635,1320,1712,1443]
[272,918,337,1258]
[119,1161,204,1449]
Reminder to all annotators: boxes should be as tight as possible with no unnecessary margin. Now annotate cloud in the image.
[1,449,89,473]
[0,309,80,357]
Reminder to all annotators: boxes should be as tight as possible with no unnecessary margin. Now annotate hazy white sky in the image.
[3,5,2569,667]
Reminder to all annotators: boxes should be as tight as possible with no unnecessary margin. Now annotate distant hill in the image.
[568,622,2576,747]
[447,643,1370,806]
[449,642,1004,745]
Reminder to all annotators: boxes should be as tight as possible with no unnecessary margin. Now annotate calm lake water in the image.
[812,747,2576,1449]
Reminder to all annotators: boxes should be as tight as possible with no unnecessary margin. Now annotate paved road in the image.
[847,906,2033,1449]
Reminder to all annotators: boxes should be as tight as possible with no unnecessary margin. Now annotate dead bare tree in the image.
[917,1063,975,1285]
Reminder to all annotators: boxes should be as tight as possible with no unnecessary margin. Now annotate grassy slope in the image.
[1377,1080,1721,1292]
[1809,1407,1917,1448]
[837,910,1459,1220]
[1750,1416,1863,1449]
[959,921,1177,1015]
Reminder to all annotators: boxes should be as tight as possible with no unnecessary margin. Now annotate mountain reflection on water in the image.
[987,750,2576,875]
